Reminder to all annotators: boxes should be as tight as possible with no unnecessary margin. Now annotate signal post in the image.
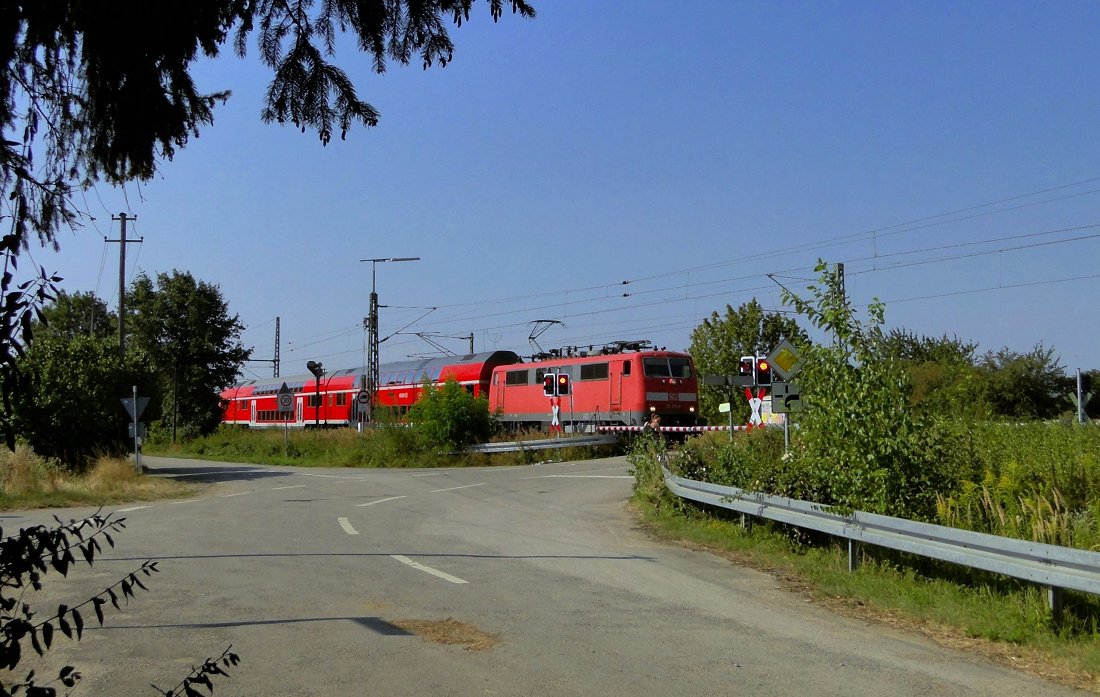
[542,370,573,436]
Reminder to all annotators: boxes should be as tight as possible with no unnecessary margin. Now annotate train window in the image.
[643,358,672,377]
[506,369,530,386]
[336,393,347,406]
[623,360,632,376]
[580,363,609,381]
[669,358,694,378]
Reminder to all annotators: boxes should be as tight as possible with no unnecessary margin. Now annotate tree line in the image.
[689,296,1096,427]
[4,272,249,469]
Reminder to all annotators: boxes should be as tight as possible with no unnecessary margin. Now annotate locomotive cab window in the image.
[643,358,671,377]
[643,357,694,378]
[669,358,693,378]
[506,369,530,386]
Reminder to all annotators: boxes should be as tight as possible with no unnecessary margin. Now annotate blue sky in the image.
[33,1,1100,379]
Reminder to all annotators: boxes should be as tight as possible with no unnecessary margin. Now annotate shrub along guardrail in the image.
[662,465,1100,618]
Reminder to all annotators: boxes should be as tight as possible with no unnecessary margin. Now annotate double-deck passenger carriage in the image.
[220,350,522,428]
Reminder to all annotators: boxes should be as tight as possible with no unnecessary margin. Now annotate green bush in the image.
[408,378,495,451]
[626,432,679,511]
[11,334,158,471]
[776,262,963,519]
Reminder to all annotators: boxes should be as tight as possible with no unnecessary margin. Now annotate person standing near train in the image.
[641,412,661,436]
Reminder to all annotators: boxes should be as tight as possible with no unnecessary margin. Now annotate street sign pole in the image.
[784,415,790,454]
[276,382,294,452]
[120,388,149,474]
[132,386,140,473]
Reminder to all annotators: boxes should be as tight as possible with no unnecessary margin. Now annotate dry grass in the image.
[0,446,200,509]
[392,618,500,651]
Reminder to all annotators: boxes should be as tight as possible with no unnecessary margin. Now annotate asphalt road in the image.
[3,455,1088,696]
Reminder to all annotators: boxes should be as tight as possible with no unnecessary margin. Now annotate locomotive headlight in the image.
[689,407,695,413]
[649,405,656,412]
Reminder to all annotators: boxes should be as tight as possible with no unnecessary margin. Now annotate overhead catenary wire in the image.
[266,178,1100,366]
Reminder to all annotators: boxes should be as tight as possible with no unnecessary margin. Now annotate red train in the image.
[220,342,699,431]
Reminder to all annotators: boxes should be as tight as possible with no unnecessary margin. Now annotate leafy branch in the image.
[151,646,241,697]
[0,513,155,695]
[0,512,127,594]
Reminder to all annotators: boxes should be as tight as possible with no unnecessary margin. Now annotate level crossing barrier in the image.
[598,425,755,433]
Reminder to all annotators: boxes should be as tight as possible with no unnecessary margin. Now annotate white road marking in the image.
[357,495,407,507]
[116,505,151,512]
[430,483,487,493]
[412,472,446,478]
[390,555,468,584]
[272,485,305,490]
[168,499,201,504]
[523,474,634,480]
[574,466,631,475]
[338,517,359,535]
[157,469,270,478]
[220,491,254,498]
[295,472,370,480]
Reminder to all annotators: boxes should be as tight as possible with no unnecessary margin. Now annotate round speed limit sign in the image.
[277,393,293,412]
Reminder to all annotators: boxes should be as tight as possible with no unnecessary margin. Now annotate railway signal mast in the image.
[360,257,419,423]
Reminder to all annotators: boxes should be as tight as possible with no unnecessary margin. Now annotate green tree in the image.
[779,261,961,520]
[409,377,494,450]
[127,271,250,440]
[37,290,117,341]
[1083,369,1100,421]
[688,299,808,423]
[881,329,977,365]
[11,334,157,469]
[976,344,1073,420]
[881,329,981,417]
[0,0,536,449]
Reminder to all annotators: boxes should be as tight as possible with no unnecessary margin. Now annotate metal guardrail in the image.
[467,434,620,454]
[662,465,1100,613]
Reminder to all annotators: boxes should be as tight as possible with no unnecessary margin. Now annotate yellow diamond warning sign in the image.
[766,340,802,381]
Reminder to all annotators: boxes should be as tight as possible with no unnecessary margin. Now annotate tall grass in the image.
[936,423,1100,548]
[0,445,198,509]
[153,425,619,469]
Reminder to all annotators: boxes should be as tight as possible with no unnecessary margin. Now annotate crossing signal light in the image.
[739,355,755,380]
[755,357,772,386]
[543,374,556,396]
[557,374,571,395]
